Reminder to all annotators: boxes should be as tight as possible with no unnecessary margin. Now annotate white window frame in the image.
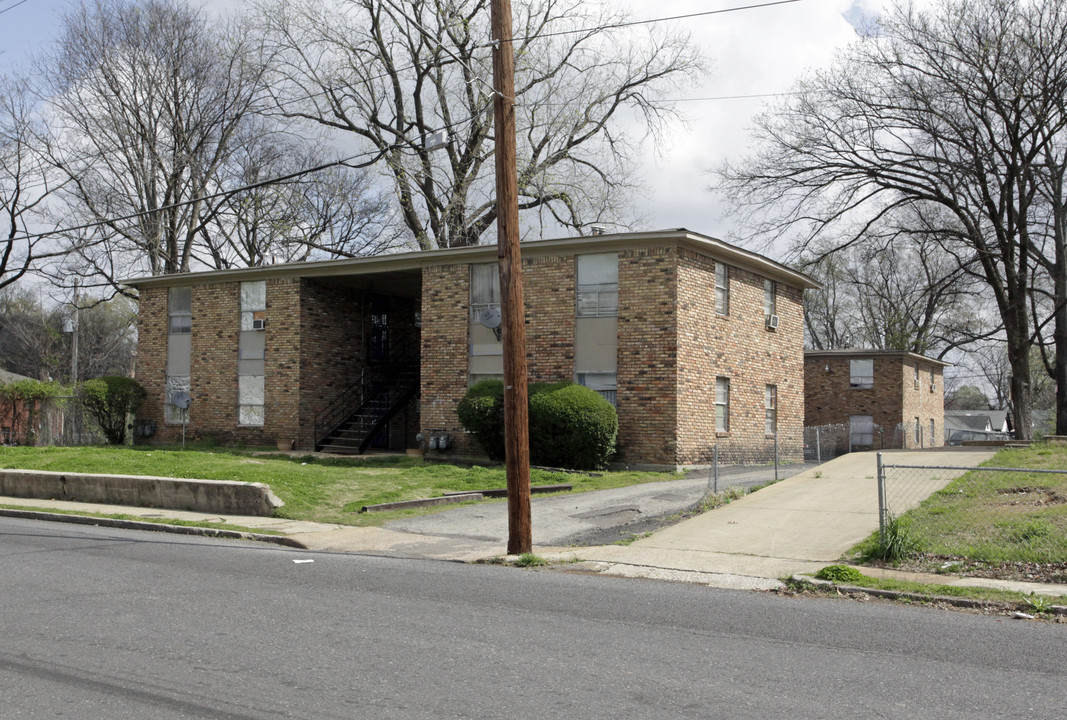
[168,286,191,335]
[469,263,501,322]
[715,377,730,432]
[238,281,267,426]
[576,253,618,318]
[715,264,729,316]
[765,384,777,436]
[763,279,776,323]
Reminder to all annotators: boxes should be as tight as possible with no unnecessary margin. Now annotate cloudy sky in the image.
[0,0,886,254]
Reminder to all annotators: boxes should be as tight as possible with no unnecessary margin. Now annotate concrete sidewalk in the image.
[557,448,1000,586]
[5,446,1067,598]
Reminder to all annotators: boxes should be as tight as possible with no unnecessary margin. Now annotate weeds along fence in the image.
[877,454,1067,563]
[701,442,810,496]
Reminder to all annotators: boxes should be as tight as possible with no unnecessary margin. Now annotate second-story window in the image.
[576,253,618,317]
[763,279,776,323]
[715,264,729,315]
[850,358,874,389]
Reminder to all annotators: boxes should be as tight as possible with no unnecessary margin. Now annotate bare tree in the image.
[1,77,66,291]
[801,228,994,356]
[37,0,272,289]
[719,0,1067,439]
[196,124,403,268]
[255,0,704,249]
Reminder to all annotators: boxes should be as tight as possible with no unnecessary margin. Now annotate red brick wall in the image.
[616,247,679,465]
[420,264,473,454]
[524,255,575,383]
[134,286,167,441]
[804,354,943,448]
[676,251,805,464]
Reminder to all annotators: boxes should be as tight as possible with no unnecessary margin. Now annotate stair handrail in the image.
[314,363,418,448]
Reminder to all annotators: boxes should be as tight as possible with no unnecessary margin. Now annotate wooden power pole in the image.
[490,0,532,555]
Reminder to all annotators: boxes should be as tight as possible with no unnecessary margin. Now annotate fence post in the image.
[774,433,779,482]
[816,427,821,463]
[876,451,886,546]
[714,445,719,494]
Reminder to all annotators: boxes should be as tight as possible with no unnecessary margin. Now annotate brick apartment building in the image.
[804,349,949,450]
[124,230,817,469]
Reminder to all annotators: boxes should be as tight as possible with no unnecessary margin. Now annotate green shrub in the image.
[455,380,506,461]
[0,379,67,445]
[529,383,617,470]
[456,380,618,470]
[815,564,866,583]
[80,377,147,445]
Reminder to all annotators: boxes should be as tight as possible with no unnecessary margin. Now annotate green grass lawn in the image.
[0,445,677,526]
[850,443,1067,568]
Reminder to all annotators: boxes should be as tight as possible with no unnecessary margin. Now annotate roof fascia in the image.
[120,229,819,291]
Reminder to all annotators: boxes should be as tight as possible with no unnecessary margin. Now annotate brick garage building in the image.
[125,230,817,469]
[804,349,949,450]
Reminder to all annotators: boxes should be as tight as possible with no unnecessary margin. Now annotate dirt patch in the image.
[995,486,1067,506]
[875,553,1067,584]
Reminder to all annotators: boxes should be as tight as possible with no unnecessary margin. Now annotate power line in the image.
[487,0,805,45]
[0,0,31,18]
[6,146,394,245]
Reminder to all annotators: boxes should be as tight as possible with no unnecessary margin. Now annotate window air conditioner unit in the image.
[252,318,266,330]
[766,314,779,330]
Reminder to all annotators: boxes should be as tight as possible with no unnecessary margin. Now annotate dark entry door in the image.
[368,295,389,363]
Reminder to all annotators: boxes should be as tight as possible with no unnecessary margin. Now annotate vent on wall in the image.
[766,315,779,330]
[252,318,266,331]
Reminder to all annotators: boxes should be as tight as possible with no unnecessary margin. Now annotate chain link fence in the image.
[698,442,810,496]
[804,422,936,463]
[877,457,1067,563]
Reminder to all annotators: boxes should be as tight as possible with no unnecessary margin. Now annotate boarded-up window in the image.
[238,281,265,425]
[850,415,874,446]
[850,359,874,389]
[165,287,192,423]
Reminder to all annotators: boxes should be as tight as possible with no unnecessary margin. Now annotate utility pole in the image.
[491,0,532,555]
[70,278,79,384]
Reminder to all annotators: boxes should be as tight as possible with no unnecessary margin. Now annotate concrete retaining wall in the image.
[0,469,283,517]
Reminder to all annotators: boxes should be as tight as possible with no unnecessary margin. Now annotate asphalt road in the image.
[2,517,1065,719]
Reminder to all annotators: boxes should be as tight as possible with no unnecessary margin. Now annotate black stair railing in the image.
[314,364,418,452]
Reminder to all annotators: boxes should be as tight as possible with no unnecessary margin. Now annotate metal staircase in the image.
[314,364,419,454]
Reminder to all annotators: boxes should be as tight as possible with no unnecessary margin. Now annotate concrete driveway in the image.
[570,447,998,579]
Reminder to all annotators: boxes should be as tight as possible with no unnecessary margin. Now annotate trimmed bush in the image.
[80,376,147,445]
[456,380,618,470]
[455,379,505,461]
[529,383,617,470]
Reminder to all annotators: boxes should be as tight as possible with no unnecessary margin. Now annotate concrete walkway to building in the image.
[5,446,1067,598]
[562,447,1000,586]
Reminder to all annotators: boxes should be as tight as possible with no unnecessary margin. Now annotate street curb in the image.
[0,508,308,549]
[790,575,1067,616]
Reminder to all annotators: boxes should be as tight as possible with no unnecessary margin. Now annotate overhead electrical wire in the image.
[8,0,807,243]
[0,0,31,18]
